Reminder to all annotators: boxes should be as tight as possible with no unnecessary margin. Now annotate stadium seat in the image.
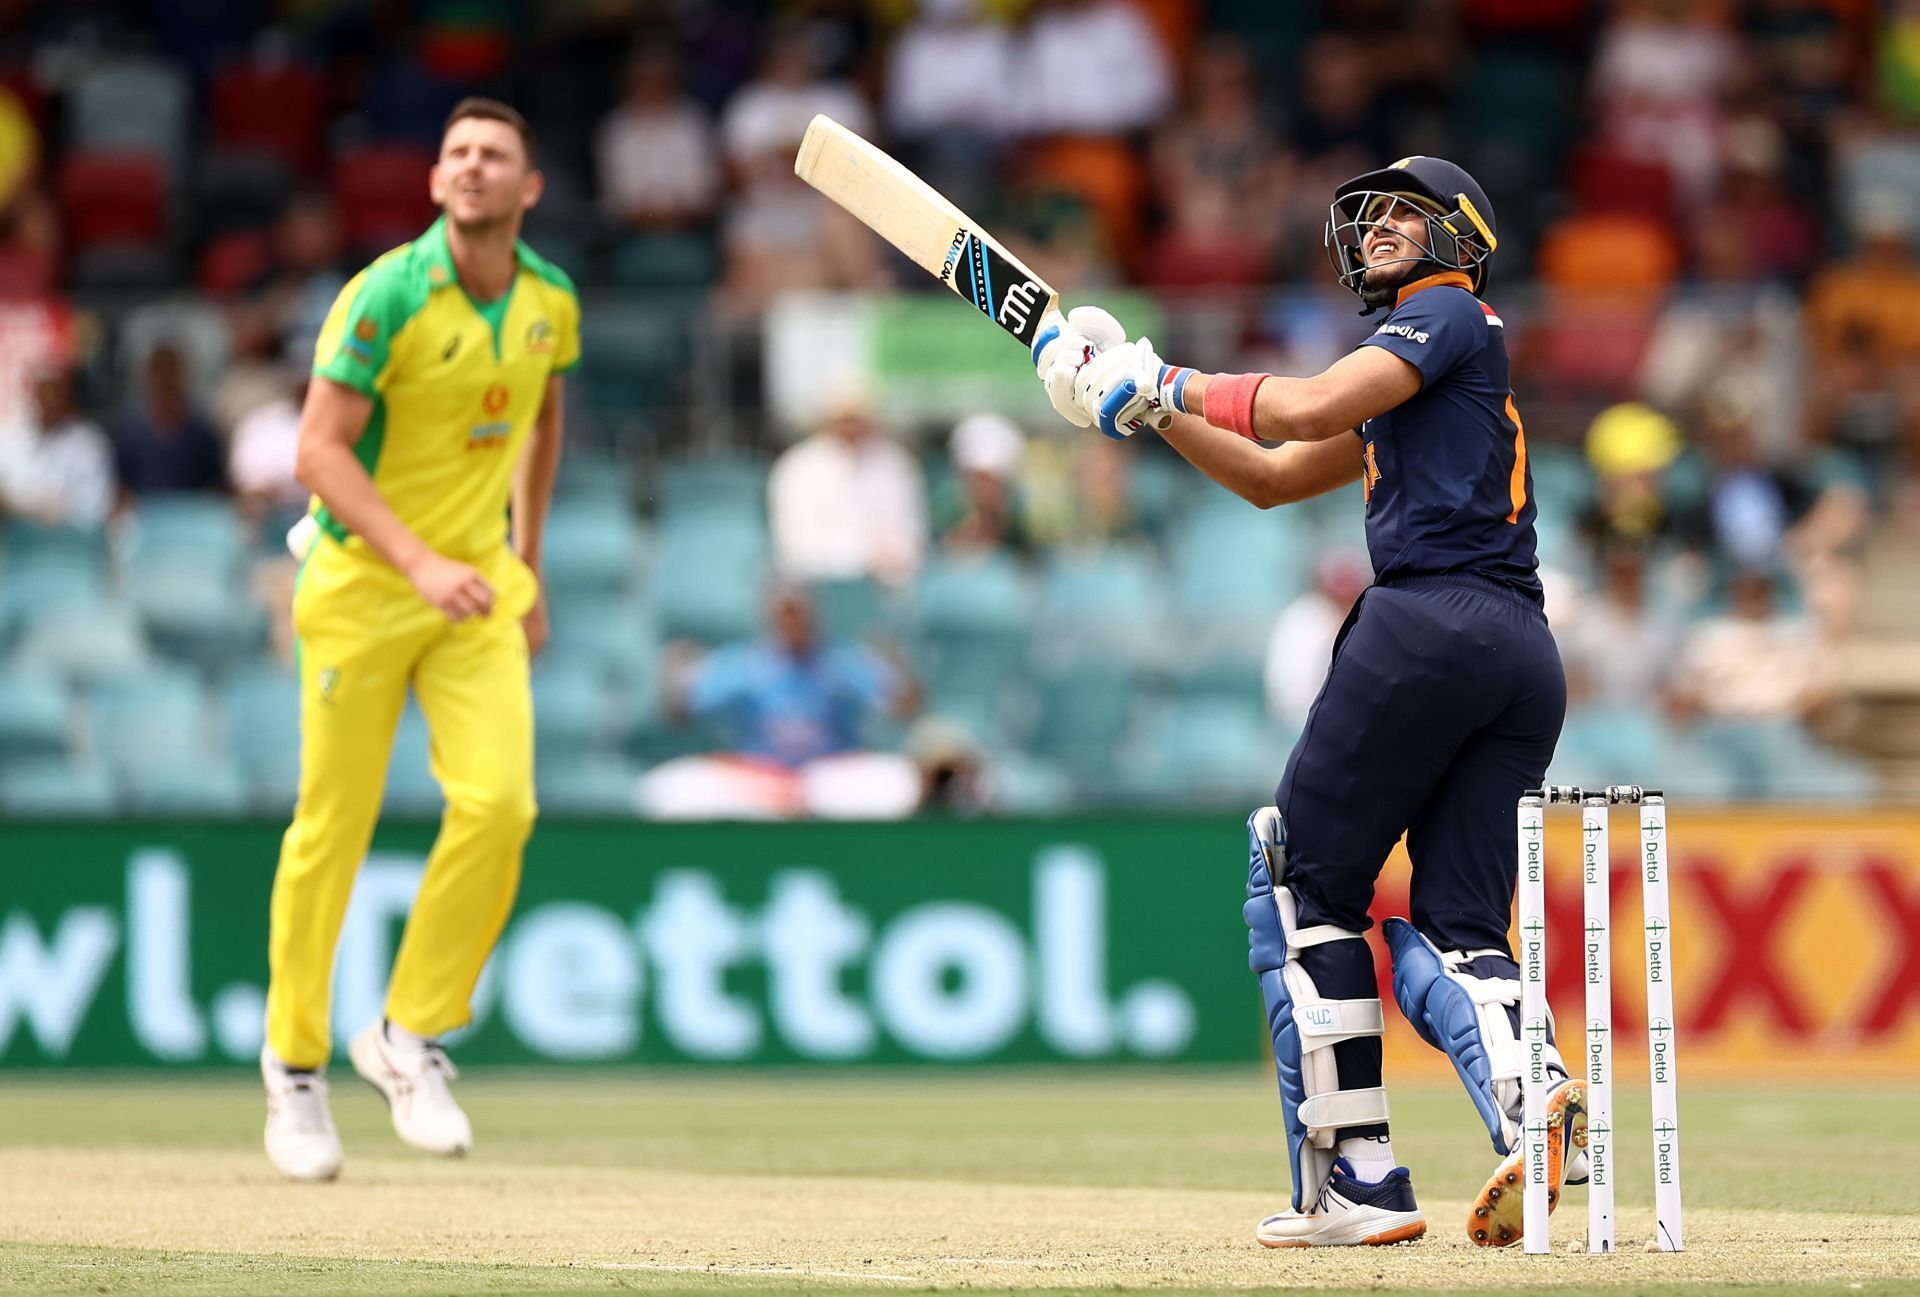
[12,602,152,684]
[197,151,297,237]
[609,233,718,290]
[981,749,1075,814]
[383,705,442,816]
[533,660,613,751]
[197,228,273,296]
[208,57,324,174]
[57,152,168,255]
[1035,547,1168,667]
[0,520,107,568]
[127,563,268,673]
[650,518,766,645]
[68,56,190,179]
[579,302,693,436]
[553,446,634,508]
[1124,698,1283,807]
[547,593,658,690]
[87,669,209,776]
[124,759,250,815]
[654,455,769,523]
[0,554,107,649]
[1167,503,1311,653]
[0,759,118,817]
[124,497,249,569]
[536,753,641,817]
[223,665,301,809]
[540,500,640,597]
[0,673,70,760]
[334,144,438,256]
[809,577,891,642]
[913,554,1035,733]
[1032,663,1138,787]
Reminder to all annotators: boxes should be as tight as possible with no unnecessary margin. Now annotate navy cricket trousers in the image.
[1271,571,1566,1131]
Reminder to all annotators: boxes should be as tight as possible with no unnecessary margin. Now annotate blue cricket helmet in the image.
[1325,156,1500,313]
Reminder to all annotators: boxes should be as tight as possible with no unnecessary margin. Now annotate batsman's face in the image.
[1362,198,1432,272]
[432,119,541,229]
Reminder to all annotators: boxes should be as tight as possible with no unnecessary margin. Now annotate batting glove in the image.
[1032,305,1128,428]
[1073,338,1179,440]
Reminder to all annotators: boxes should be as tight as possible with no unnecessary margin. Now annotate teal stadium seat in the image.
[383,705,442,816]
[552,446,633,508]
[1168,501,1311,658]
[88,669,209,776]
[12,602,152,684]
[1035,547,1167,667]
[126,496,249,576]
[808,577,890,642]
[1032,663,1137,789]
[651,516,766,644]
[982,749,1075,814]
[912,554,1034,740]
[1551,704,1741,803]
[223,665,301,809]
[655,455,768,523]
[579,302,691,439]
[125,560,268,674]
[540,499,640,598]
[547,593,658,690]
[609,233,717,290]
[0,759,118,816]
[0,673,71,760]
[533,659,612,752]
[536,753,642,816]
[123,759,249,815]
[1123,698,1284,808]
[0,554,107,649]
[0,520,107,567]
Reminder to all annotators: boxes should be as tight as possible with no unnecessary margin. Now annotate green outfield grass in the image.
[1,1071,1913,1296]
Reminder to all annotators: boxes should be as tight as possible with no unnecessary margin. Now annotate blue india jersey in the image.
[1352,271,1542,601]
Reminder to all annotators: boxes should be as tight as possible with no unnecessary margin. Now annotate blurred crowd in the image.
[1,0,1916,815]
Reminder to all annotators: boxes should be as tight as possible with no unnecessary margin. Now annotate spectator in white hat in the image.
[939,411,1032,558]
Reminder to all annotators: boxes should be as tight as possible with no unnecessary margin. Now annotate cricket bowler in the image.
[1033,157,1580,1247]
[259,97,578,1181]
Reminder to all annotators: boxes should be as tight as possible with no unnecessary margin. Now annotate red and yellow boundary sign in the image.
[1371,808,1920,1080]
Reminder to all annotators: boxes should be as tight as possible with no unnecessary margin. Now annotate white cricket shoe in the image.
[261,1046,342,1182]
[349,1020,472,1157]
[1256,1158,1427,1248]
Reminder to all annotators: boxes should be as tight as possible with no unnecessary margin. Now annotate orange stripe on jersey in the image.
[1504,394,1528,524]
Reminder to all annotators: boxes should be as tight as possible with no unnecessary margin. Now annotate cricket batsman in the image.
[259,98,578,1182]
[1034,157,1580,1247]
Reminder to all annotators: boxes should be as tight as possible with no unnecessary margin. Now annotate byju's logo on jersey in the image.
[468,384,513,450]
[1375,322,1430,344]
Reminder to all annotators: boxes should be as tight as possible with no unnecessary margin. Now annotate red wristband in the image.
[1201,372,1269,440]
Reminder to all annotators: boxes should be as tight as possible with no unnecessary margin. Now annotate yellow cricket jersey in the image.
[310,215,581,562]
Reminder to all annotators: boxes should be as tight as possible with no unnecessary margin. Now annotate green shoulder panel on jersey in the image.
[515,238,582,374]
[312,239,438,399]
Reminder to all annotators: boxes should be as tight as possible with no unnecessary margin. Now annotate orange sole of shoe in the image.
[1259,1221,1429,1249]
[1466,1080,1587,1247]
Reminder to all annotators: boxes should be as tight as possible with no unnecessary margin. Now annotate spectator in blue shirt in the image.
[642,585,921,818]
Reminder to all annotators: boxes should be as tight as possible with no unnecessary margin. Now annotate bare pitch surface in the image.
[0,1073,1913,1295]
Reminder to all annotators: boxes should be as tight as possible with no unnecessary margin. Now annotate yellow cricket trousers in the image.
[265,537,540,1068]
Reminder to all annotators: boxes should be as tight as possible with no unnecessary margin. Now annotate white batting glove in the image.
[1031,305,1128,428]
[1073,337,1176,439]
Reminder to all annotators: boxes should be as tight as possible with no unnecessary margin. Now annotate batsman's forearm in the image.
[1157,411,1290,509]
[295,440,431,576]
[1179,371,1351,444]
[513,405,565,571]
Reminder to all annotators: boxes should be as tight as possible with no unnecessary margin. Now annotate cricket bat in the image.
[794,114,1058,351]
